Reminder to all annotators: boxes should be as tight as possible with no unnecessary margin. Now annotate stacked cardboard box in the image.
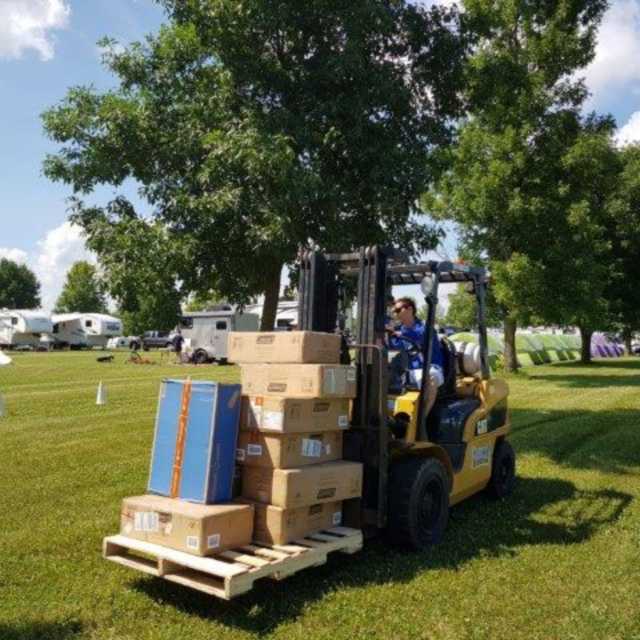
[229,331,362,545]
[118,379,254,557]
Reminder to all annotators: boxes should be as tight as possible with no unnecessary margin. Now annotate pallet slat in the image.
[104,527,362,600]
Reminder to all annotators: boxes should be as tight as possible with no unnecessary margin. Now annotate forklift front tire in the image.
[387,457,450,551]
[487,439,516,499]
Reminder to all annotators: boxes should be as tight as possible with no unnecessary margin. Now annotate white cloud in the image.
[34,221,95,311]
[0,0,71,61]
[615,110,640,146]
[584,0,640,103]
[0,247,28,264]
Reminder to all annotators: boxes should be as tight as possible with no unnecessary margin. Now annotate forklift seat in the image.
[437,337,458,400]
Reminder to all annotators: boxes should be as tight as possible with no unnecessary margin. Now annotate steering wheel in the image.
[388,333,423,358]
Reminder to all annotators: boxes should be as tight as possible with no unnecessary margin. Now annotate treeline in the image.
[40,1,639,369]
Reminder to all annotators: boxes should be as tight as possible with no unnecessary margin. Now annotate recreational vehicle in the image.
[179,305,259,363]
[51,313,123,349]
[0,310,53,349]
[245,299,299,330]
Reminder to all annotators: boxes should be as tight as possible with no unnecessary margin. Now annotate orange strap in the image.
[170,380,192,498]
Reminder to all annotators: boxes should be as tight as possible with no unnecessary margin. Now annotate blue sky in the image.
[1,0,640,310]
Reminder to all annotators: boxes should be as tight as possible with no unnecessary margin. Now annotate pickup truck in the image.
[141,330,176,350]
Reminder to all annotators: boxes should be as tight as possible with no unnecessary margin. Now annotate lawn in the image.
[0,351,639,640]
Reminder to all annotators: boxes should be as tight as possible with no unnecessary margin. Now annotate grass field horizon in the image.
[1,351,639,640]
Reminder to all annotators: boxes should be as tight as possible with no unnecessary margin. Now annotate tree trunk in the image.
[579,325,592,364]
[503,316,519,373]
[260,262,282,331]
[622,326,632,355]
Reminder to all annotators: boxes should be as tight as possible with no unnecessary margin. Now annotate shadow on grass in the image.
[131,476,630,635]
[511,406,640,474]
[0,621,83,640]
[523,358,640,388]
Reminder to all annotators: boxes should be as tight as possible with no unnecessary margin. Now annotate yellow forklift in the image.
[298,246,515,550]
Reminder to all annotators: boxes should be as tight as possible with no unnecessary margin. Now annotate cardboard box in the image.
[228,331,341,364]
[237,430,343,468]
[241,460,363,508]
[251,501,343,545]
[120,495,253,556]
[148,380,241,504]
[240,364,357,399]
[240,396,350,433]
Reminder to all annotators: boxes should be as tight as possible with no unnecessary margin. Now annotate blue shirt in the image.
[389,319,443,370]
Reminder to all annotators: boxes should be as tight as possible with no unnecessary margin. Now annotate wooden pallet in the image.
[103,526,362,600]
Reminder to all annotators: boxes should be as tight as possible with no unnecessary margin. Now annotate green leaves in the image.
[43,1,467,320]
[0,260,41,310]
[54,262,108,314]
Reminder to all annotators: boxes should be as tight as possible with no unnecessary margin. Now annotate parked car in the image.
[107,336,141,350]
[141,330,176,350]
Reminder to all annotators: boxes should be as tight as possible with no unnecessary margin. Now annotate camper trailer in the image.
[179,305,259,363]
[245,299,299,330]
[51,313,123,349]
[0,310,53,349]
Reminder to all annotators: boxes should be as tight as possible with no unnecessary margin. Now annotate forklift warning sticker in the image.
[302,438,323,457]
[472,446,491,468]
[476,418,488,435]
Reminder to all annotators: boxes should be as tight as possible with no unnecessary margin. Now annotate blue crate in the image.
[148,379,241,504]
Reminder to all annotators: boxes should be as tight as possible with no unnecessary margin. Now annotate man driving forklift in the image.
[387,296,444,418]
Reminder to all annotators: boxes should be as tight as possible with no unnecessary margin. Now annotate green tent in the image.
[521,333,552,364]
[515,333,543,366]
[538,334,569,361]
[557,334,580,359]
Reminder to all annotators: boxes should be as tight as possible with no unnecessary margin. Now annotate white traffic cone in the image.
[0,392,5,418]
[96,381,107,406]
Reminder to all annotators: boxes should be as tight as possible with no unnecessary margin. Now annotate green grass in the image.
[1,352,639,640]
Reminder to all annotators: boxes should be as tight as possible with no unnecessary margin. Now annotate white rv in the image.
[179,305,259,364]
[245,299,299,330]
[51,313,123,349]
[0,310,53,348]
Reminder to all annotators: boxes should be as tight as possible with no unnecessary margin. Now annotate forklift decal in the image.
[472,446,491,468]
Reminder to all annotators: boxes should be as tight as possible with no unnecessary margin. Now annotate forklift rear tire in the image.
[487,439,516,499]
[387,457,450,551]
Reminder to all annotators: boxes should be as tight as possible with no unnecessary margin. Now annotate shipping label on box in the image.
[120,495,254,556]
[240,364,357,399]
[249,501,343,545]
[236,430,343,468]
[241,396,350,433]
[241,460,363,508]
[228,331,341,364]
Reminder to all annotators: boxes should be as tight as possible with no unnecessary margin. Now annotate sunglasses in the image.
[393,305,408,314]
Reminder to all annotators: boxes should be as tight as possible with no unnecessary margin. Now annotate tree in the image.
[70,199,182,335]
[425,0,608,370]
[42,0,466,330]
[184,291,224,312]
[606,144,640,353]
[545,121,622,363]
[0,259,41,309]
[445,282,502,330]
[54,261,108,313]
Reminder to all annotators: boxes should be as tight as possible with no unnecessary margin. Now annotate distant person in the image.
[172,329,185,363]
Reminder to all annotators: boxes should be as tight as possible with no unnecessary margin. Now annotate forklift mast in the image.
[298,247,392,529]
[297,246,491,533]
